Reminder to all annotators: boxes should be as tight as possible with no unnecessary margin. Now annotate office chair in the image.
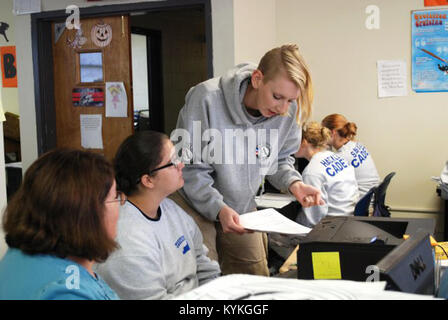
[372,172,396,217]
[354,186,376,216]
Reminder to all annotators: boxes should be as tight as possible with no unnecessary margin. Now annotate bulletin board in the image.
[411,9,448,92]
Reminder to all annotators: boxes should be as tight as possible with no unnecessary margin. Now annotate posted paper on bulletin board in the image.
[412,9,448,92]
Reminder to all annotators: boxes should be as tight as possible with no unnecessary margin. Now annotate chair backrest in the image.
[372,172,396,217]
[354,186,376,216]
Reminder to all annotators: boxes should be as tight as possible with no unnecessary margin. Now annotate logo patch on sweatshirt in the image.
[175,235,190,255]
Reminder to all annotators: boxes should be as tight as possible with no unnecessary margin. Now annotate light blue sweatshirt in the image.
[173,63,302,220]
[0,248,118,300]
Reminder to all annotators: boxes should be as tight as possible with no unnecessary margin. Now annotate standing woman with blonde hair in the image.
[171,44,324,276]
[322,114,380,198]
[291,122,359,227]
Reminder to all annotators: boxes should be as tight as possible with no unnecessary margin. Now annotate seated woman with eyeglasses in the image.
[0,149,120,300]
[94,131,221,300]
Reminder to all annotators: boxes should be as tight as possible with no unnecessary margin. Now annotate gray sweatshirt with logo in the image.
[94,199,221,300]
[173,63,303,221]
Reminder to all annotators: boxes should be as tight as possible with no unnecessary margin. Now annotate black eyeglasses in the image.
[135,153,183,184]
[105,191,127,206]
[149,153,182,174]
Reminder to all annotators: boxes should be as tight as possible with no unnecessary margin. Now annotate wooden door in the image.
[52,15,133,161]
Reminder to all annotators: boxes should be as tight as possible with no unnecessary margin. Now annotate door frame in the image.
[131,27,164,133]
[31,0,213,155]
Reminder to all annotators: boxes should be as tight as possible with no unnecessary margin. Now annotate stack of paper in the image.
[174,274,440,300]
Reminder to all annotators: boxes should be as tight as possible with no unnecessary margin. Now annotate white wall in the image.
[276,0,448,236]
[233,0,276,65]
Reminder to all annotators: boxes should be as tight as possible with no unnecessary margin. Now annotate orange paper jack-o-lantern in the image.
[91,23,112,47]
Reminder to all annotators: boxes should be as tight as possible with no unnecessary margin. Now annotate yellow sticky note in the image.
[312,252,342,279]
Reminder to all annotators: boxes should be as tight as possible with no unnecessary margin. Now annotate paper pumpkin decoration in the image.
[91,22,112,47]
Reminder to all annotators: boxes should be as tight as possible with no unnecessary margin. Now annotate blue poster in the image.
[412,9,448,92]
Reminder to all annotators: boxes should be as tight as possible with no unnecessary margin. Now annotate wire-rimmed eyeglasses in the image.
[105,191,127,206]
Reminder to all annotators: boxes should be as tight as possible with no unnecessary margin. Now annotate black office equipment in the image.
[297,216,435,282]
[376,230,434,295]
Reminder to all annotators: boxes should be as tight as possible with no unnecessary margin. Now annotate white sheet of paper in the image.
[80,114,103,149]
[377,60,408,98]
[239,208,311,235]
[105,82,127,117]
[174,274,439,300]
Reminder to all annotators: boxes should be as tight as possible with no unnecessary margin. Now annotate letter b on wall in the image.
[3,54,16,78]
[1,46,17,87]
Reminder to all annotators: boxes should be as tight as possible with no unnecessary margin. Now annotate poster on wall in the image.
[412,9,448,92]
[0,46,17,88]
[105,82,127,117]
[72,88,104,107]
[424,0,448,6]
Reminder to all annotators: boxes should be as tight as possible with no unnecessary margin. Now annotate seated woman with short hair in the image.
[0,149,121,300]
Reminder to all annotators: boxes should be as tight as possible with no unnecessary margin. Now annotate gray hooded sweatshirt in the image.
[173,63,302,221]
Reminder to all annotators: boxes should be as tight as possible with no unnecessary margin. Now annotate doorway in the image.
[130,7,208,134]
[31,0,212,159]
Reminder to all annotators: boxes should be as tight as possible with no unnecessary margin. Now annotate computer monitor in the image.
[376,230,434,295]
[297,216,435,282]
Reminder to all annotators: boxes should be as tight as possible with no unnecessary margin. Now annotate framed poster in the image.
[72,87,104,106]
[412,9,448,92]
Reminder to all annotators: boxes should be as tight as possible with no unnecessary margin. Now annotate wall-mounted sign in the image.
[412,9,448,92]
[72,87,104,106]
[1,46,17,88]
